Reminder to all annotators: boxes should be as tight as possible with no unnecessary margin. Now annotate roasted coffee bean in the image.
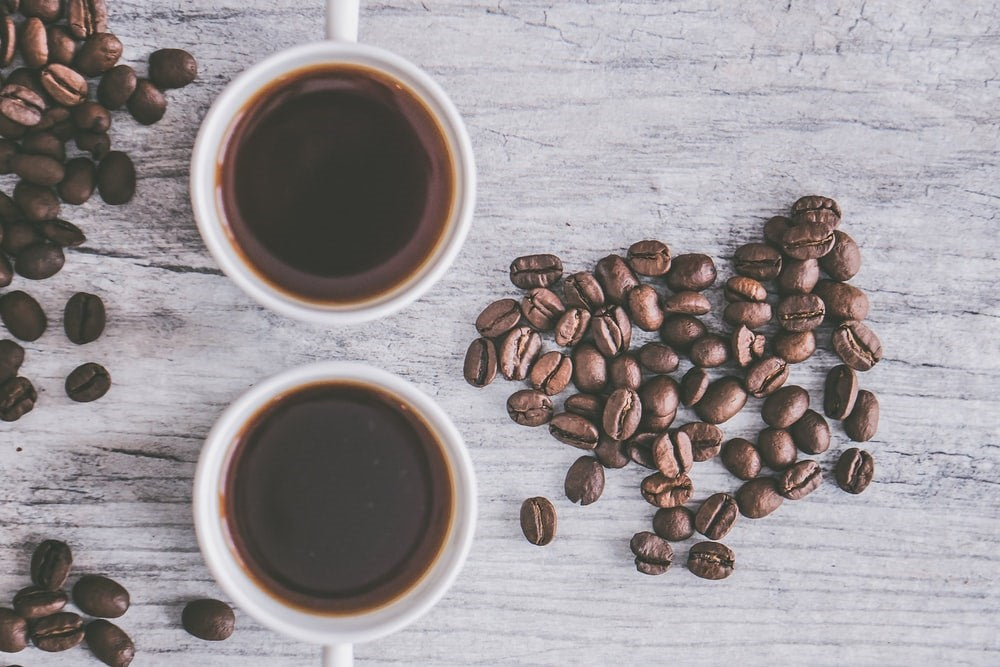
[721,438,761,480]
[0,254,11,288]
[637,342,678,374]
[31,611,84,652]
[0,84,46,126]
[625,432,657,469]
[679,366,708,407]
[564,456,604,505]
[85,619,134,667]
[529,350,572,395]
[594,254,639,304]
[777,258,820,294]
[0,291,47,341]
[0,339,25,383]
[47,25,78,66]
[97,151,136,205]
[819,230,861,281]
[659,314,706,351]
[844,390,879,442]
[626,239,671,276]
[781,221,836,260]
[666,253,716,292]
[20,17,48,68]
[521,287,564,330]
[638,374,679,430]
[594,434,628,469]
[607,353,641,390]
[65,361,111,402]
[149,48,197,89]
[0,114,28,140]
[722,301,772,329]
[22,131,65,161]
[548,412,599,449]
[67,0,108,39]
[463,337,496,388]
[72,101,112,133]
[652,506,695,541]
[40,64,87,106]
[0,607,29,653]
[603,387,642,440]
[789,409,831,454]
[591,305,631,357]
[823,364,858,420]
[0,15,14,69]
[127,76,168,123]
[74,32,122,76]
[835,448,874,494]
[652,429,693,478]
[5,67,47,101]
[640,472,694,508]
[792,195,841,224]
[689,334,730,368]
[34,540,75,591]
[695,376,747,424]
[724,275,767,302]
[688,541,735,580]
[777,459,821,500]
[761,385,809,428]
[661,290,710,316]
[63,292,105,344]
[73,575,129,618]
[744,356,788,398]
[678,421,723,462]
[562,271,604,310]
[832,320,883,371]
[38,219,84,248]
[1,219,43,255]
[735,477,783,518]
[0,137,17,173]
[553,307,590,346]
[75,130,110,159]
[564,393,603,422]
[630,531,674,575]
[757,428,797,470]
[506,389,553,426]
[181,599,235,641]
[571,342,607,393]
[510,253,561,288]
[475,298,520,338]
[695,493,738,540]
[21,0,62,21]
[520,497,556,546]
[626,284,664,331]
[97,64,136,110]
[57,157,97,204]
[733,242,782,280]
[775,294,825,332]
[12,153,64,186]
[497,326,541,381]
[15,242,64,279]
[774,329,815,364]
[763,215,794,247]
[731,324,766,367]
[13,586,67,619]
[814,279,869,321]
[0,376,36,421]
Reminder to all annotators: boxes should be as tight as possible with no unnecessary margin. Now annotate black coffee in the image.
[224,382,453,614]
[220,65,454,303]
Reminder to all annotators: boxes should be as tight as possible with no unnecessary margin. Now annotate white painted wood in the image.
[1,0,998,664]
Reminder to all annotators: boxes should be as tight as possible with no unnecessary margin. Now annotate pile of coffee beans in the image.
[466,195,881,579]
[0,0,198,420]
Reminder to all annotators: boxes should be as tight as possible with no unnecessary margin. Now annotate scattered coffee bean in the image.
[792,195,841,224]
[731,324,765,367]
[694,376,747,424]
[564,456,604,505]
[835,448,874,494]
[0,607,29,653]
[607,353,641,390]
[652,506,695,541]
[776,258,820,294]
[689,334,730,368]
[630,531,674,575]
[625,432,657,469]
[13,180,60,220]
[571,342,607,393]
[31,611,84,652]
[85,619,134,667]
[844,389,879,442]
[773,329,815,364]
[694,492,738,540]
[521,287,564,330]
[181,599,235,641]
[721,437,761,480]
[562,271,604,310]
[67,0,109,39]
[75,130,110,159]
[475,298,520,338]
[735,477,783,518]
[553,307,590,347]
[74,31,122,76]
[761,384,809,428]
[814,279,869,321]
[722,300,772,329]
[529,350,572,395]
[678,421,723,461]
[763,215,793,247]
[591,305,631,357]
[757,427,797,470]
[666,253,716,291]
[626,284,664,330]
[781,220,835,260]
[22,0,63,22]
[548,412,599,450]
[651,429,693,478]
[777,459,822,500]
[506,389,553,426]
[775,293,825,332]
[0,83,45,126]
[463,337,497,388]
[564,393,603,422]
[733,243,781,280]
[31,539,72,590]
[744,355,788,398]
[603,387,642,441]
[40,64,87,106]
[148,48,197,89]
[626,239,671,276]
[832,320,883,371]
[662,290,711,315]
[0,339,24,383]
[12,585,67,619]
[724,275,767,302]
[640,472,694,508]
[65,361,111,402]
[679,366,708,407]
[72,574,129,618]
[789,409,831,454]
[637,374,678,430]
[510,254,562,289]
[96,64,136,110]
[637,342,679,374]
[0,290,47,341]
[687,541,735,580]
[519,497,556,546]
[47,25,79,66]
[0,220,42,256]
[20,17,48,68]
[594,434,628,468]
[659,313,706,351]
[0,376,36,421]
[97,151,136,204]
[40,219,87,247]
[72,100,112,133]
[15,242,64,279]
[823,364,858,420]
[22,130,66,161]
[594,254,639,304]
[819,230,861,281]
[498,325,541,381]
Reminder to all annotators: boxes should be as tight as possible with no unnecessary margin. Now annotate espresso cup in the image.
[193,361,477,666]
[190,0,475,324]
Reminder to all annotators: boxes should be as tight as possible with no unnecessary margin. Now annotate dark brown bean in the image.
[761,385,810,429]
[763,215,794,247]
[561,271,604,310]
[744,356,788,398]
[677,421,723,462]
[0,607,29,653]
[603,387,642,441]
[46,25,78,66]
[666,253,716,291]
[20,17,48,68]
[687,541,735,580]
[626,284,664,331]
[679,366,708,407]
[475,298,520,338]
[724,275,767,302]
[521,287,564,330]
[548,412,599,450]
[823,364,858,420]
[97,151,136,204]
[97,65,137,110]
[819,230,861,281]
[722,301,772,329]
[21,0,63,22]
[735,477,783,518]
[662,290,711,316]
[13,585,67,619]
[31,539,72,591]
[85,619,135,667]
[506,389,553,426]
[181,599,236,641]
[757,427,797,470]
[733,242,782,280]
[638,374,679,431]
[520,497,556,546]
[65,362,111,402]
[67,0,108,39]
[789,409,831,455]
[775,294,825,332]
[564,393,603,422]
[640,472,694,508]
[791,195,841,223]
[781,221,836,260]
[626,239,671,276]
[652,506,695,541]
[72,100,112,133]
[777,459,822,500]
[58,157,97,204]
[776,258,820,294]
[0,83,46,126]
[637,342,679,374]
[15,242,64,279]
[844,389,879,442]
[553,307,590,347]
[529,350,572,395]
[695,376,747,425]
[74,32,122,76]
[814,279,870,321]
[659,313,706,351]
[630,531,674,575]
[72,575,129,618]
[689,334,730,368]
[721,437,761,480]
[835,448,874,494]
[571,342,607,393]
[591,305,631,357]
[564,456,604,505]
[0,290,47,341]
[148,48,198,89]
[694,493,738,540]
[12,153,64,186]
[774,330,815,364]
[31,611,84,652]
[731,324,766,367]
[40,64,87,106]
[498,325,541,381]
[463,337,496,388]
[594,434,628,468]
[832,320,883,371]
[651,429,693,478]
[593,254,639,304]
[607,353,641,391]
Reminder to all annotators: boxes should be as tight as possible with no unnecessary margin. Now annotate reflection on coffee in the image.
[219,65,455,303]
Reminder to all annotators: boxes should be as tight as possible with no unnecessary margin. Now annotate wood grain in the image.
[1,0,998,664]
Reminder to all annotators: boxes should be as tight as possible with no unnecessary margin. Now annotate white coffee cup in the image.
[189,0,476,325]
[193,361,477,666]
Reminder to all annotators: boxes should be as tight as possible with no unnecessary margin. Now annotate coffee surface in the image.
[220,65,454,303]
[225,382,453,614]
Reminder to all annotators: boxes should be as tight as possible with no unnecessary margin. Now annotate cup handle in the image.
[323,644,354,666]
[326,0,360,42]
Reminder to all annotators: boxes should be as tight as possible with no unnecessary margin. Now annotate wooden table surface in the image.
[1,1,998,664]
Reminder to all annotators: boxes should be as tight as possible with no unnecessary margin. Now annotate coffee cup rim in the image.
[190,41,475,324]
[192,361,477,645]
